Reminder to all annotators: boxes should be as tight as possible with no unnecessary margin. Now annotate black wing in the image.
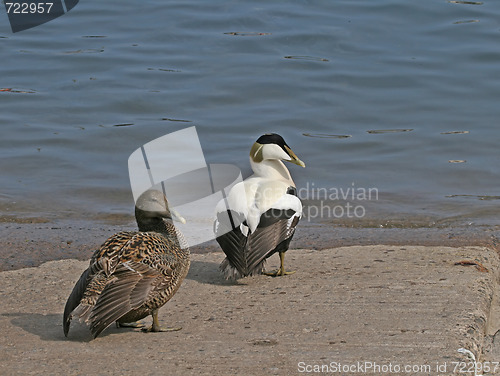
[216,205,299,278]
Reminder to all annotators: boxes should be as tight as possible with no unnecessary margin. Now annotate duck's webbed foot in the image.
[263,268,295,277]
[116,320,146,329]
[263,252,295,277]
[141,310,182,333]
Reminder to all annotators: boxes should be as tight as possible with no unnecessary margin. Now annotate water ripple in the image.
[161,118,192,123]
[448,1,483,5]
[224,32,271,36]
[63,48,105,54]
[453,20,479,24]
[367,129,413,134]
[302,133,351,139]
[147,67,182,73]
[441,131,469,135]
[0,88,37,93]
[446,195,500,200]
[284,56,329,62]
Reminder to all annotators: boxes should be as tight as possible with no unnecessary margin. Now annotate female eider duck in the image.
[63,190,190,339]
[215,133,305,279]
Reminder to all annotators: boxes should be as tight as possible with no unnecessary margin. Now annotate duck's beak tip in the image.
[291,158,306,168]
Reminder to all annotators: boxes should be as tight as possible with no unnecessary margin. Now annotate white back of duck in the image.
[214,133,305,279]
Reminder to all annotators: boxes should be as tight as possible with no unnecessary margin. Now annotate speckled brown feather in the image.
[64,209,190,338]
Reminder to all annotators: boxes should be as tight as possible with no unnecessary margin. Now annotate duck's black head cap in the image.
[256,133,288,149]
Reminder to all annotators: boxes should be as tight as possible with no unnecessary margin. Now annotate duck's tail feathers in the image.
[63,267,92,337]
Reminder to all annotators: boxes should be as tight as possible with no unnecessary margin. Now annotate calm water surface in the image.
[1,0,499,227]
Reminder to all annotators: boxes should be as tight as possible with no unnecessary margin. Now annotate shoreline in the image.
[1,218,498,272]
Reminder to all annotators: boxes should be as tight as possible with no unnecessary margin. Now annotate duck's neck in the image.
[135,208,171,233]
[137,217,184,247]
[137,217,170,234]
[249,158,294,184]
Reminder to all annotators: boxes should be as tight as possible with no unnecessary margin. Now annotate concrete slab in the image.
[1,246,499,375]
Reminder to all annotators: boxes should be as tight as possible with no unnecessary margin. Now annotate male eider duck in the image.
[63,190,190,339]
[215,133,305,279]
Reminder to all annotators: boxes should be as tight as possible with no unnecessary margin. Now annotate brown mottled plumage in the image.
[63,190,190,339]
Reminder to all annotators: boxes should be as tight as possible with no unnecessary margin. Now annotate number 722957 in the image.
[5,2,54,14]
[452,361,499,374]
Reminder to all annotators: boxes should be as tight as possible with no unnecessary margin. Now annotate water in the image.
[1,0,499,227]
